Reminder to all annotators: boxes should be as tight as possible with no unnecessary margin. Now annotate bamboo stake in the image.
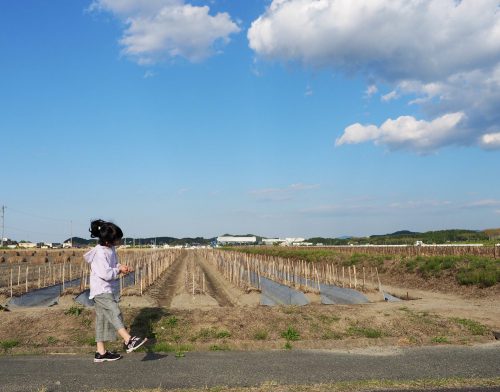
[375,267,382,293]
[25,265,29,293]
[353,265,357,289]
[10,268,13,298]
[140,267,143,296]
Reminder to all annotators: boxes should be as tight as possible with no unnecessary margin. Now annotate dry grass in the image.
[0,303,494,355]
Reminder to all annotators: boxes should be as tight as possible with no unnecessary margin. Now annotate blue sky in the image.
[1,0,499,242]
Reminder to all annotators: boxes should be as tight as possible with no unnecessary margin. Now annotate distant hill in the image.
[307,229,490,245]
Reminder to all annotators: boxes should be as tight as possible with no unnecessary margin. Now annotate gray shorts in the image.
[93,293,125,342]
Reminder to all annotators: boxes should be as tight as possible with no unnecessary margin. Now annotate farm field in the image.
[0,247,499,356]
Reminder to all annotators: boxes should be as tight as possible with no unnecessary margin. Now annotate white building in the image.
[262,238,283,245]
[217,236,257,245]
[18,242,37,249]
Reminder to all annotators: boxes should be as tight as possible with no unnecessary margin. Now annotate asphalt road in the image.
[1,344,499,392]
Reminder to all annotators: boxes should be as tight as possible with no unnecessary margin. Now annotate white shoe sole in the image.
[94,356,121,363]
[126,337,148,353]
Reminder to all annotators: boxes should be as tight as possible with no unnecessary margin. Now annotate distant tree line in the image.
[307,229,495,246]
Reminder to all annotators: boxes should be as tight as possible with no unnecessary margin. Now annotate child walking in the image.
[84,219,147,362]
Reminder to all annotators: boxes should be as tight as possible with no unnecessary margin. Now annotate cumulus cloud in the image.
[90,0,240,63]
[335,112,466,153]
[248,0,500,152]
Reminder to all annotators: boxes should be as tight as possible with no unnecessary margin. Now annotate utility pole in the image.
[1,205,5,247]
[70,220,73,247]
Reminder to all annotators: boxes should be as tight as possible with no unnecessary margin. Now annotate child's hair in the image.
[89,219,123,246]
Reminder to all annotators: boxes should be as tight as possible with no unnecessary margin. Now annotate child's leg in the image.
[94,294,131,344]
[94,300,108,354]
[96,341,106,355]
[117,328,131,344]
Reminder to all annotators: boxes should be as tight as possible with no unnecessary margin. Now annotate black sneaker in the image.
[94,351,122,363]
[125,336,148,353]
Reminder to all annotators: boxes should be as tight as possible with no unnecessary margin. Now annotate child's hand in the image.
[119,265,130,274]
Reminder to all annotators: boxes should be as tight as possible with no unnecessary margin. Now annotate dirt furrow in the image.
[148,251,187,307]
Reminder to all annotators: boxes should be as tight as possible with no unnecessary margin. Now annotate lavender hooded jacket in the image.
[84,245,121,299]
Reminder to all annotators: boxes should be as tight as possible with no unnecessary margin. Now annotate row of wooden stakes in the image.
[2,249,184,297]
[201,249,382,294]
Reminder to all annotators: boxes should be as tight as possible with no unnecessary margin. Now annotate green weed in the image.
[164,316,178,327]
[64,306,83,316]
[281,326,300,341]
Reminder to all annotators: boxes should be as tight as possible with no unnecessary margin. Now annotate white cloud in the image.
[381,90,398,102]
[250,183,319,201]
[364,84,378,98]
[248,0,500,81]
[90,0,240,64]
[248,0,500,151]
[479,132,500,150]
[335,112,466,153]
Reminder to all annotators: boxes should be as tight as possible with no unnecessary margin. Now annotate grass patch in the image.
[451,318,489,335]
[253,330,268,340]
[215,330,231,339]
[64,306,84,316]
[0,339,19,352]
[164,316,178,327]
[190,328,231,342]
[431,336,449,343]
[321,331,343,340]
[347,326,383,339]
[456,257,500,287]
[75,335,96,347]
